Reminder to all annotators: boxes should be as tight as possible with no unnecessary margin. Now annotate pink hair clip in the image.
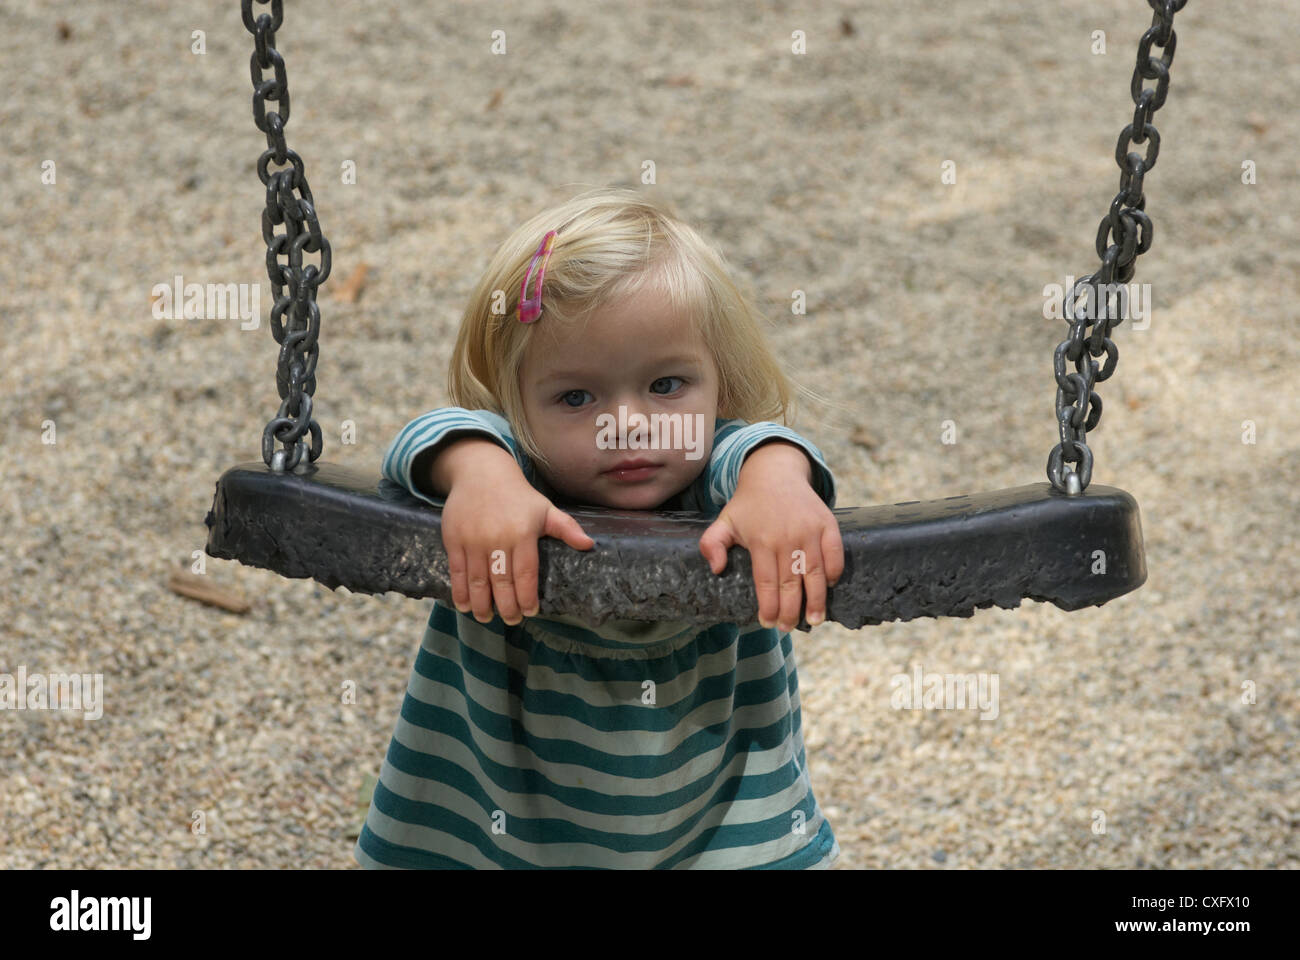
[518,229,557,323]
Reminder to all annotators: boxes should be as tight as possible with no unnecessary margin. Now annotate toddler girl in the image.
[354,186,845,868]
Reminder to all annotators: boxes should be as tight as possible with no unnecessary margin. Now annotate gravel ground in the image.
[2,0,1296,869]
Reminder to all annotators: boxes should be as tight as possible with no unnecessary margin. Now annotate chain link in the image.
[241,0,330,472]
[1047,0,1187,494]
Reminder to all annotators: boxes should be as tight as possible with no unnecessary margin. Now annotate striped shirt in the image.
[354,407,840,869]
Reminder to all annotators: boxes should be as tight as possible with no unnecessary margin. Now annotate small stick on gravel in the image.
[332,262,370,303]
[167,570,250,614]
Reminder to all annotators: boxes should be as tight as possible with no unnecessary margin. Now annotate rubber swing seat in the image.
[204,460,1147,630]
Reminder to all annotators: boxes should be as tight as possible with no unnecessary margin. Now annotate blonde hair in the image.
[447,184,838,471]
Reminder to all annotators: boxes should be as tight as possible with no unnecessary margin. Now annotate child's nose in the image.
[602,399,651,442]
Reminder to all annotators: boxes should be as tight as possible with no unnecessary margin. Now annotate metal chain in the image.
[240,0,331,472]
[1047,0,1187,494]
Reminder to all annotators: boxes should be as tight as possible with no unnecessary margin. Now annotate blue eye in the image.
[651,377,685,395]
[558,379,684,406]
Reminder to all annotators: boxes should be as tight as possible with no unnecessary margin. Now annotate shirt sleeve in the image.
[702,418,837,510]
[380,407,532,508]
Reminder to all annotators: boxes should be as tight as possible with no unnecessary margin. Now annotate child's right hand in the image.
[441,473,594,625]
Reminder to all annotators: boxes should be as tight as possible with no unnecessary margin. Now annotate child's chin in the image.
[588,486,671,511]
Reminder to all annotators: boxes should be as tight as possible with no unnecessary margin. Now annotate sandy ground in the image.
[1,0,1296,868]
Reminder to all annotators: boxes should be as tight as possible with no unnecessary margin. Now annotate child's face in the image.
[518,285,720,510]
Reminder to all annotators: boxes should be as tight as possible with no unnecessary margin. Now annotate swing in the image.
[206,0,1188,629]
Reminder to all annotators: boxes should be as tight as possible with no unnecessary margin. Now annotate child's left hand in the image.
[698,442,844,633]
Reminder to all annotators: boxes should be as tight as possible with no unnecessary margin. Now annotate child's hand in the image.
[442,473,594,625]
[698,443,844,632]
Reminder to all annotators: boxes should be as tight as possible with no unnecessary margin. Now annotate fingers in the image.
[715,512,838,632]
[446,510,583,626]
[777,548,804,634]
[698,515,736,575]
[449,544,532,625]
[750,547,780,630]
[822,523,845,588]
[447,541,472,616]
[763,523,845,632]
[487,547,521,625]
[546,508,594,551]
[453,545,523,625]
[465,546,495,624]
[801,525,843,625]
[513,537,540,619]
[801,559,828,628]
[447,527,518,625]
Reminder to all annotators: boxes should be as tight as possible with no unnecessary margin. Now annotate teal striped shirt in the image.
[355,408,840,869]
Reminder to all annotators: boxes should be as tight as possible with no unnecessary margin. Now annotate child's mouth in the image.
[602,462,662,482]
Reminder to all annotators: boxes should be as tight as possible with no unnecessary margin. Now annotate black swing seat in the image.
[204,460,1146,630]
